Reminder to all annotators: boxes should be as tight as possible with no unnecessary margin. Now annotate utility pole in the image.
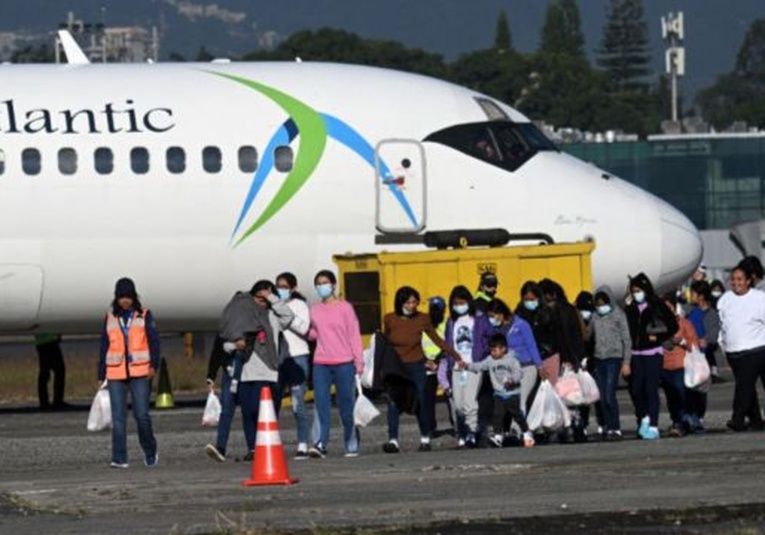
[661,12,685,123]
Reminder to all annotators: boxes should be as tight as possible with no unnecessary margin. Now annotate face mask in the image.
[402,307,415,317]
[484,289,497,298]
[596,305,612,316]
[712,291,723,299]
[633,291,646,304]
[581,310,592,321]
[523,299,539,311]
[489,316,501,327]
[316,283,333,300]
[452,304,469,316]
[277,288,291,301]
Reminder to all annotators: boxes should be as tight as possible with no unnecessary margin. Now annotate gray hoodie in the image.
[466,350,523,397]
[588,286,632,364]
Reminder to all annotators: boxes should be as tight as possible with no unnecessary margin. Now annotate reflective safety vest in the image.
[422,321,446,360]
[105,310,151,380]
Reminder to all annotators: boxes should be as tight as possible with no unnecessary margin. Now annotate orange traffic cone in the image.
[243,386,299,487]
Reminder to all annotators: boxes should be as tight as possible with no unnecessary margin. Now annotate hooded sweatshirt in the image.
[465,350,523,398]
[588,286,632,363]
[625,273,678,353]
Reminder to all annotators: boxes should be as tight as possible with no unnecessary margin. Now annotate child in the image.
[456,334,534,448]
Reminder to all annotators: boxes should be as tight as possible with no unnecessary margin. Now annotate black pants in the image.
[685,388,707,419]
[630,354,663,427]
[493,395,529,435]
[705,343,719,369]
[37,341,65,408]
[729,350,765,427]
[423,374,439,435]
[477,371,494,434]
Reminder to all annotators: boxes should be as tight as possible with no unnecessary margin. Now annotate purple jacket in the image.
[437,314,492,390]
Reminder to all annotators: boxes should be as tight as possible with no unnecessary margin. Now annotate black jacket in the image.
[626,299,679,351]
[516,304,562,360]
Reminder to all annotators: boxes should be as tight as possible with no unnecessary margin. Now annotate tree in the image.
[195,46,214,62]
[494,10,512,51]
[11,44,54,63]
[597,0,651,91]
[540,0,585,57]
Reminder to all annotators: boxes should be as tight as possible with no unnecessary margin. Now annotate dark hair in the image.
[710,279,726,293]
[448,285,475,320]
[314,270,337,286]
[629,272,657,300]
[594,291,611,305]
[690,280,712,303]
[276,272,306,301]
[520,280,542,300]
[575,291,594,311]
[486,298,512,318]
[739,256,764,281]
[662,292,678,307]
[539,278,569,304]
[111,296,143,317]
[250,279,276,296]
[488,333,507,349]
[394,286,420,316]
[731,265,754,289]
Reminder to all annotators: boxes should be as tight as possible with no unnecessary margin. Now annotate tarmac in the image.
[3,376,765,534]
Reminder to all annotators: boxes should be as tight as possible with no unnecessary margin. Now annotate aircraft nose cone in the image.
[655,200,703,291]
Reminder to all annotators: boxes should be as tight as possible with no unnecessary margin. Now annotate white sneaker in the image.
[489,434,504,448]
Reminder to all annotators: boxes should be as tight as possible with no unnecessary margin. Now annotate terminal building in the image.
[564,133,765,279]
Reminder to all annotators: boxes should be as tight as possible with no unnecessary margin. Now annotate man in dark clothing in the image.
[35,334,66,410]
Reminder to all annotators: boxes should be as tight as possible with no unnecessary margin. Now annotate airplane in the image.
[0,36,702,333]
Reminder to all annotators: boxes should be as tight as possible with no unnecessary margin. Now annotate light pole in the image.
[662,12,685,123]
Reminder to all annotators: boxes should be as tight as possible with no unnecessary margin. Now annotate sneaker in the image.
[110,461,129,469]
[205,444,225,462]
[489,434,504,448]
[417,442,432,452]
[294,450,309,460]
[522,432,535,448]
[668,425,685,438]
[643,426,660,440]
[638,417,650,439]
[344,450,359,458]
[144,453,158,467]
[308,443,327,459]
[243,451,254,462]
[382,439,400,454]
[465,434,477,449]
[456,437,466,450]
[607,430,623,442]
[726,420,748,432]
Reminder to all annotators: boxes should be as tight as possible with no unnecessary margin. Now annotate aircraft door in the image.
[0,265,43,331]
[375,140,426,234]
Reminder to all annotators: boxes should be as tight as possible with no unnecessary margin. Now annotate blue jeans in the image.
[279,355,310,446]
[239,381,281,453]
[108,377,156,464]
[313,362,358,453]
[660,368,687,426]
[595,359,622,432]
[387,361,430,440]
[215,370,239,455]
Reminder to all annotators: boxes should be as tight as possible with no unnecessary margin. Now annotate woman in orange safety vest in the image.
[97,277,160,469]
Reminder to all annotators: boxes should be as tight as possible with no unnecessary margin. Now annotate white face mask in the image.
[452,304,469,316]
[712,291,723,299]
[581,310,592,321]
[402,307,415,316]
[632,291,646,304]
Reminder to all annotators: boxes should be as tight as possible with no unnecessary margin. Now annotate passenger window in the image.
[58,148,77,175]
[238,146,258,173]
[274,146,293,173]
[94,148,114,175]
[22,148,41,176]
[0,149,5,175]
[166,146,185,174]
[130,147,150,175]
[203,146,222,174]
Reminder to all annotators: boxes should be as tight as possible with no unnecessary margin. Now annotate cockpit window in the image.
[424,121,558,172]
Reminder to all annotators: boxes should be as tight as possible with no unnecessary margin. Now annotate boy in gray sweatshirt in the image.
[457,334,534,448]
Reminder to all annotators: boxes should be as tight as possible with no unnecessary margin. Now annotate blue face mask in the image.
[581,310,592,322]
[452,304,469,316]
[633,291,646,304]
[596,305,612,316]
[489,316,502,327]
[316,283,334,300]
[523,299,539,311]
[277,288,291,301]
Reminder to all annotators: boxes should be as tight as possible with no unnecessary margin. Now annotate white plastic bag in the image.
[361,336,376,389]
[527,380,571,432]
[555,368,585,406]
[353,376,380,427]
[201,390,222,427]
[684,345,711,389]
[577,370,601,404]
[87,385,112,432]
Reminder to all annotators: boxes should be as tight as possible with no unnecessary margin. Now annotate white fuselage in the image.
[0,62,702,332]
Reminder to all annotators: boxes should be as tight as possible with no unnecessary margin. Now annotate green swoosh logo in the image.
[209,72,328,244]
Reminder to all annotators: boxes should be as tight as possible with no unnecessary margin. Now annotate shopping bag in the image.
[527,380,571,432]
[577,370,601,404]
[361,335,375,389]
[201,390,222,427]
[555,368,585,406]
[354,376,380,427]
[684,345,711,389]
[86,386,112,432]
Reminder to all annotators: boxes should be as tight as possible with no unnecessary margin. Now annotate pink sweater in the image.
[309,300,364,373]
